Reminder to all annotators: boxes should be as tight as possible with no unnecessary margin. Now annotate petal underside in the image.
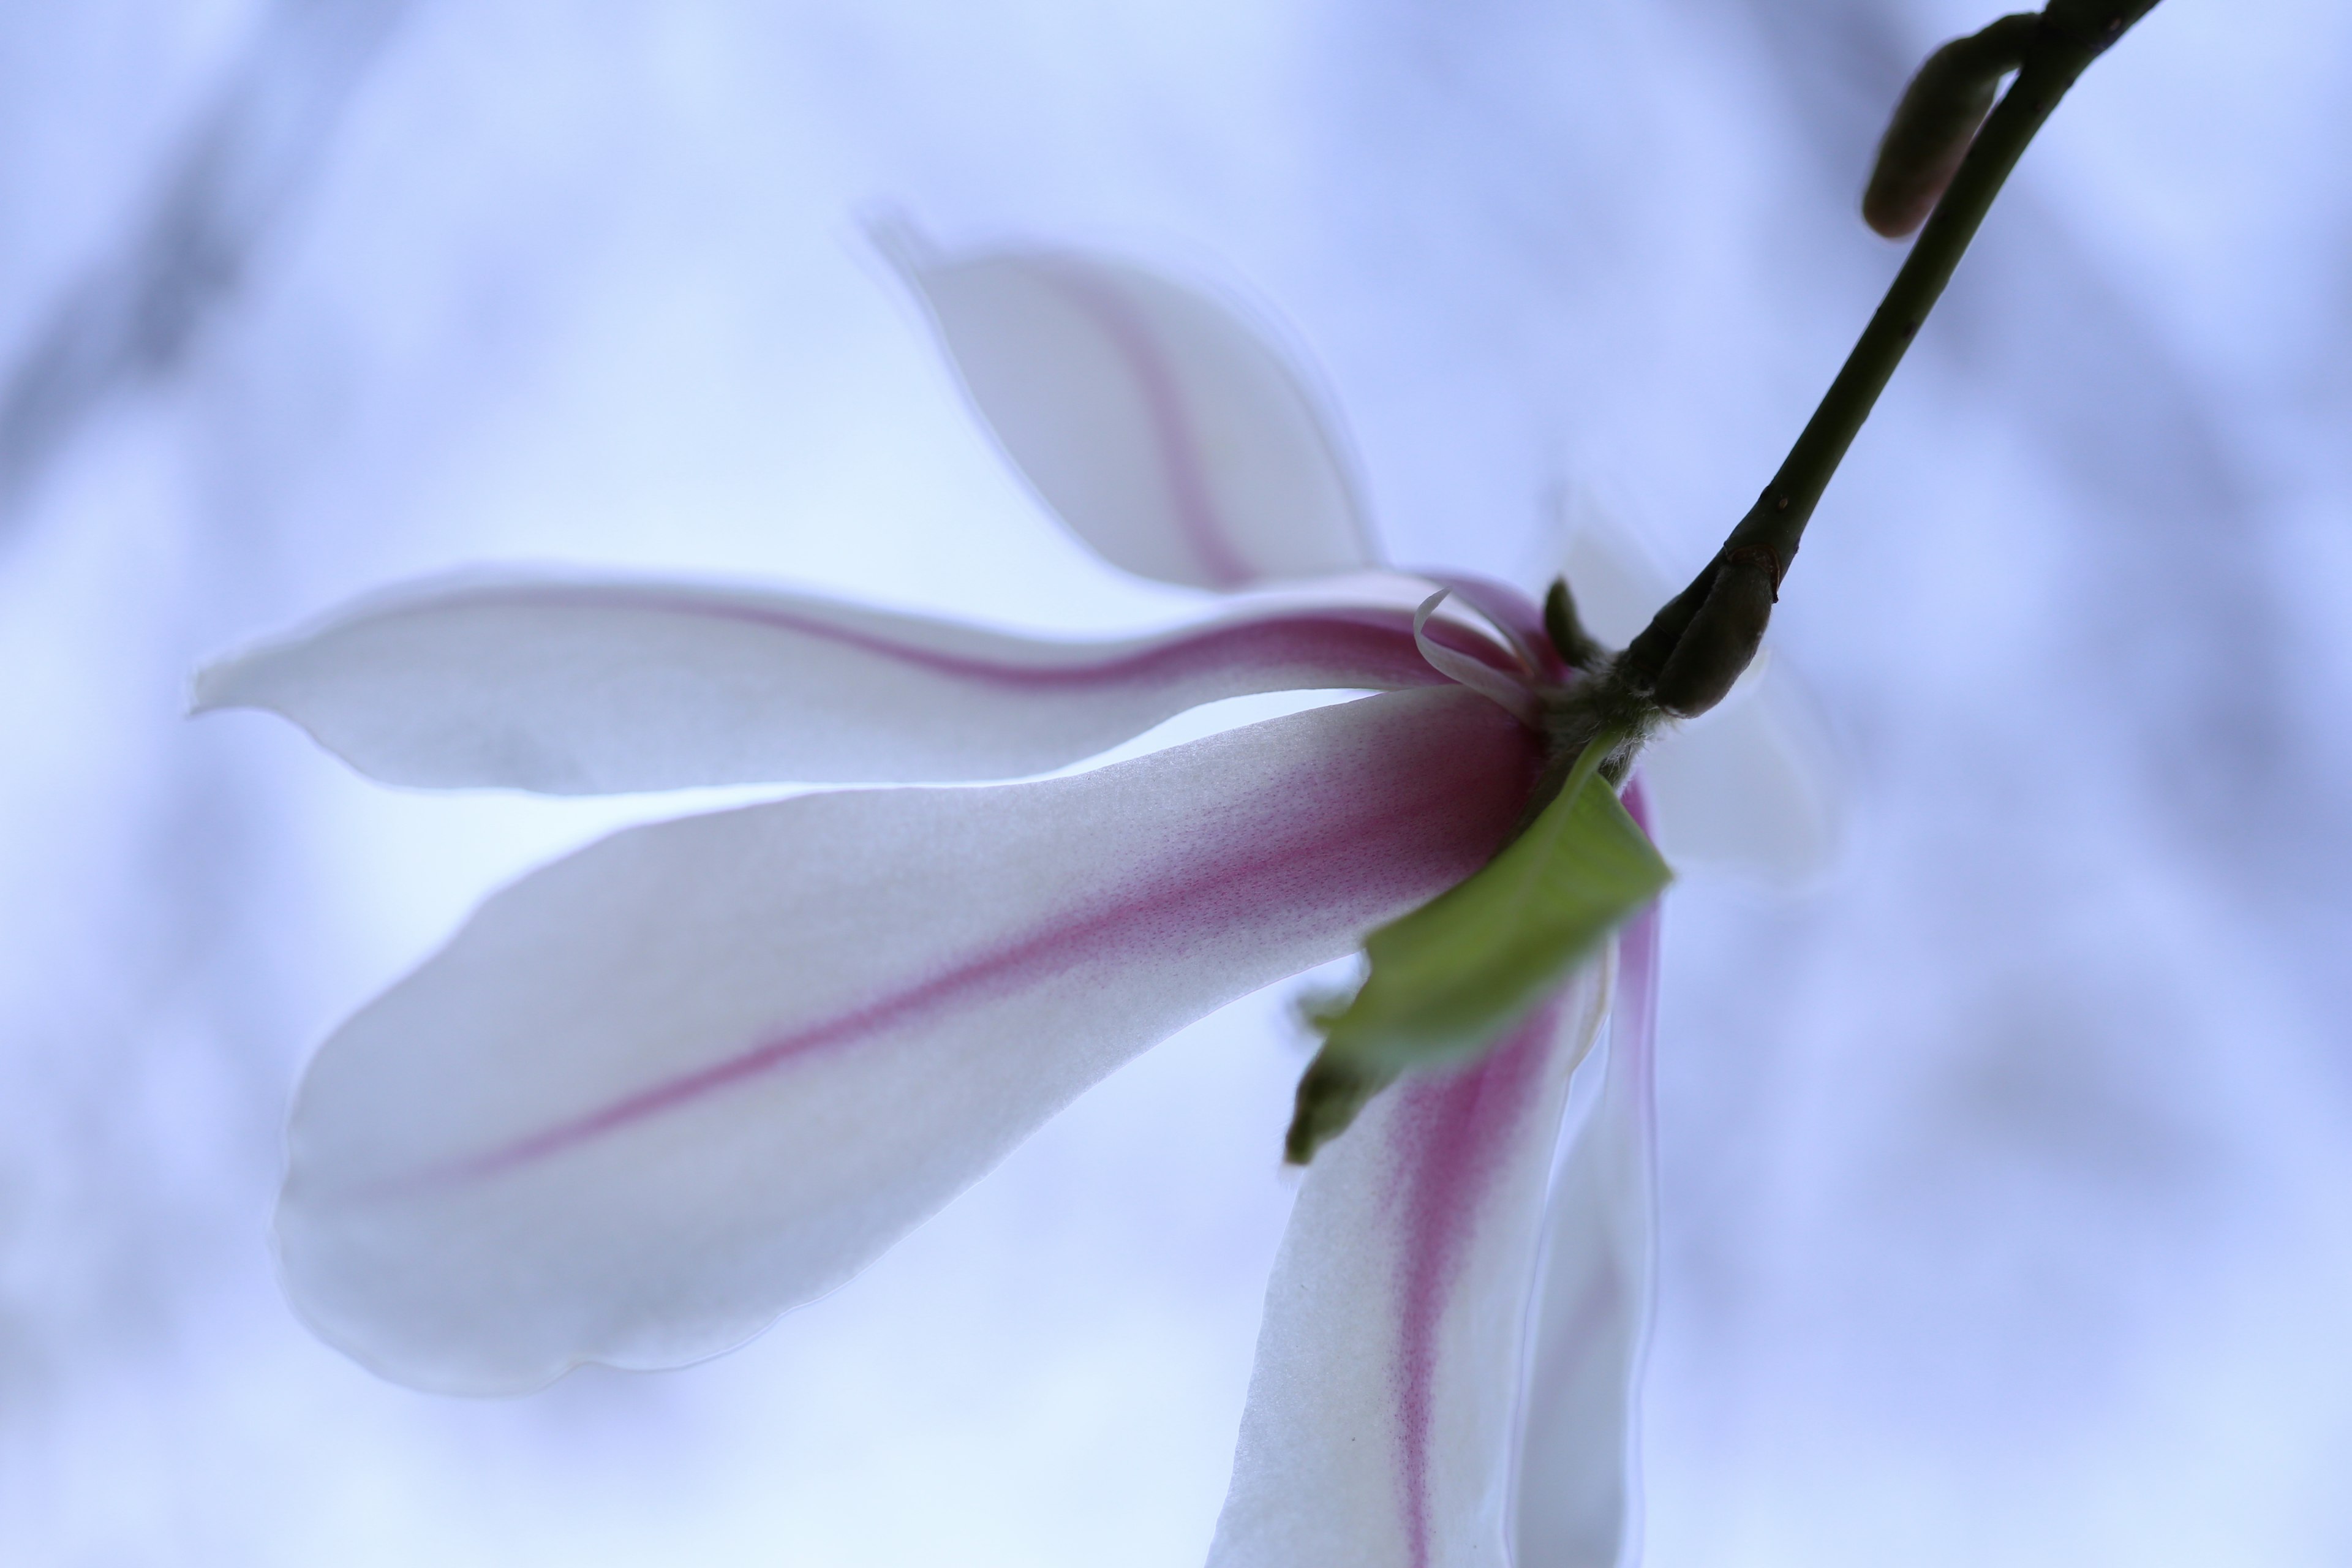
[194,573,1521,793]
[277,687,1542,1394]
[1410,573,1564,682]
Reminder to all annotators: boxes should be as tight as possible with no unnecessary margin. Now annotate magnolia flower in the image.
[198,232,1825,1566]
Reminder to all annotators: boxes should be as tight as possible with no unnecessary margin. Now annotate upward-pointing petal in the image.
[278,687,1541,1395]
[882,227,1376,589]
[194,572,1485,793]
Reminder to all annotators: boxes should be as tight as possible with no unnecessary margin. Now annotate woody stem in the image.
[1619,0,2164,690]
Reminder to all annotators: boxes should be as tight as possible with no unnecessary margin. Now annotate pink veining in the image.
[1382,778,1663,1568]
[1616,778,1661,1110]
[413,581,1530,695]
[401,692,1545,1193]
[1036,263,1259,589]
[1510,778,1662,1567]
[1388,1001,1566,1568]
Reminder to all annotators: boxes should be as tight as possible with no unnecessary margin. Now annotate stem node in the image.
[1618,0,2163,718]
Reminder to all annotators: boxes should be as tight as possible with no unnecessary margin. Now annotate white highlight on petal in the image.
[879,224,1376,590]
[1208,963,1612,1568]
[1412,589,1542,728]
[277,687,1542,1395]
[194,571,1463,793]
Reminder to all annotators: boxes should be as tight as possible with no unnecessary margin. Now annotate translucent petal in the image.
[277,687,1541,1394]
[1558,520,1668,650]
[1207,965,1612,1568]
[883,228,1376,589]
[1641,658,1841,890]
[1512,839,1662,1568]
[194,572,1484,793]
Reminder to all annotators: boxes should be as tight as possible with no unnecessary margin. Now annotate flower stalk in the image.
[1288,1,2171,1151]
[1614,0,2165,721]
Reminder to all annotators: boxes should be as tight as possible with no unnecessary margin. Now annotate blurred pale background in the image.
[3,1,2348,1564]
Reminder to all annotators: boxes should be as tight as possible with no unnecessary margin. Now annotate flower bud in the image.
[1864,48,1998,236]
[1862,18,2035,239]
[1651,548,1775,717]
[1543,576,1607,671]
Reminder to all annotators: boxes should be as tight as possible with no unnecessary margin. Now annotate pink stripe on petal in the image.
[1392,1000,1566,1568]
[892,243,1375,590]
[1210,963,1607,1568]
[200,576,1533,793]
[434,582,1442,695]
[283,688,1547,1395]
[1039,262,1256,589]
[1510,775,1662,1568]
[426,726,1532,1187]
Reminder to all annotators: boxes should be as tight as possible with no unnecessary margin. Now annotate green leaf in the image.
[1286,731,1670,1162]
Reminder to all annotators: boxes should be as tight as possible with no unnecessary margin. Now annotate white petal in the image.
[1207,965,1612,1568]
[277,687,1543,1395]
[1512,865,1662,1568]
[194,572,1472,793]
[881,227,1376,589]
[1644,658,1841,889]
[1558,518,1670,651]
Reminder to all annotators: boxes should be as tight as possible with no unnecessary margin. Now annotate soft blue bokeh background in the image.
[4,2,2348,1562]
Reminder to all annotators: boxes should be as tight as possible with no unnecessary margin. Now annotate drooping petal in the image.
[1512,784,1664,1568]
[277,687,1542,1395]
[191,573,1510,793]
[880,225,1376,589]
[1207,963,1613,1568]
